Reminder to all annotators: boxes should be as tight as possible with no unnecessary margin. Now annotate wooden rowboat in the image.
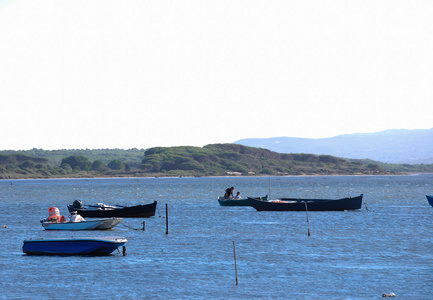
[248,194,363,211]
[218,195,268,206]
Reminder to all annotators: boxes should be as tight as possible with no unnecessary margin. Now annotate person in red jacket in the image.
[47,207,66,223]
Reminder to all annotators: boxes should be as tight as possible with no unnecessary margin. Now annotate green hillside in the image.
[139,144,393,176]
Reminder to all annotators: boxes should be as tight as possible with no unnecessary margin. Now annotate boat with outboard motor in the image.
[41,217,123,230]
[67,200,157,218]
[41,207,123,230]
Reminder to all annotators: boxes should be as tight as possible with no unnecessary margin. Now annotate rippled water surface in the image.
[1,175,432,299]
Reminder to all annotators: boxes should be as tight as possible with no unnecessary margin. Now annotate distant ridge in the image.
[234,128,433,164]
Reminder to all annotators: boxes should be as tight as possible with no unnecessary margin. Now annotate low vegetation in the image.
[0,149,144,179]
[0,144,432,179]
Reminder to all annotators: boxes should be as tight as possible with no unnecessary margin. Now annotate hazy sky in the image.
[1,0,432,150]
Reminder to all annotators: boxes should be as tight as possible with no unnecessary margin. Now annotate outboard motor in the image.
[72,199,83,208]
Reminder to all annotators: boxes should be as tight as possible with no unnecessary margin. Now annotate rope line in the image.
[119,222,143,230]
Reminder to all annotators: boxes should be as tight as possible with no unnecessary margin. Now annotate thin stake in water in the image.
[165,203,169,234]
[304,202,311,237]
[268,176,271,200]
[233,241,238,285]
[364,202,370,212]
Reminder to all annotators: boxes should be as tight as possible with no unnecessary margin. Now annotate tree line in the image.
[0,153,135,179]
[2,144,433,179]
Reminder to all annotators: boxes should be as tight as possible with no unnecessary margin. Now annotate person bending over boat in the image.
[224,187,235,199]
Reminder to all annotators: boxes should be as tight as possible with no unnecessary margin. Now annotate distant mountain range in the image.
[234,128,433,164]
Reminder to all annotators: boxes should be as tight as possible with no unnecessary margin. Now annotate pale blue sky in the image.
[1,0,432,150]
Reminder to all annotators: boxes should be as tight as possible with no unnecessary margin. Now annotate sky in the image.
[1,0,432,150]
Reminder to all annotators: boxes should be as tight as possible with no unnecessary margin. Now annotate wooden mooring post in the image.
[233,241,238,285]
[304,202,311,237]
[165,203,169,234]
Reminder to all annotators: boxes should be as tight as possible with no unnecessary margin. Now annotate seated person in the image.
[47,207,66,223]
[70,211,85,222]
[234,192,242,199]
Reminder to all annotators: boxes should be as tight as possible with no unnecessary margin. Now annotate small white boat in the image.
[41,218,123,230]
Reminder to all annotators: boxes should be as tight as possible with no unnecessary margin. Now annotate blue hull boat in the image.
[22,236,127,256]
[426,195,433,207]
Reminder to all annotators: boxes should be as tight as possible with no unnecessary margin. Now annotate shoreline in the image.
[2,172,430,181]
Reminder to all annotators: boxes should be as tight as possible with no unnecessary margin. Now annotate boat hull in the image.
[67,201,157,218]
[248,194,363,211]
[41,218,123,230]
[426,195,433,207]
[218,195,268,206]
[22,237,127,256]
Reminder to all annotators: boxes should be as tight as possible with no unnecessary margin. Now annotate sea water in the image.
[0,175,432,299]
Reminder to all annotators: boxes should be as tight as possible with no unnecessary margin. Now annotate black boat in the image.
[67,200,157,218]
[426,195,433,207]
[218,195,268,206]
[248,194,363,211]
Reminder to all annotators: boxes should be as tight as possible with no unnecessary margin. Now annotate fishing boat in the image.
[218,195,268,206]
[22,236,127,256]
[67,200,157,218]
[426,195,433,207]
[41,217,123,230]
[248,194,363,211]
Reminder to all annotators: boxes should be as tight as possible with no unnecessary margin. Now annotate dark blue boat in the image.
[22,236,127,256]
[426,195,433,207]
[67,200,157,218]
[248,194,363,211]
[218,195,268,206]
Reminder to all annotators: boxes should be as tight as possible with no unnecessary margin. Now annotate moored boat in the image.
[426,195,433,207]
[41,217,123,230]
[67,200,157,218]
[218,195,268,206]
[248,194,363,211]
[22,236,127,256]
